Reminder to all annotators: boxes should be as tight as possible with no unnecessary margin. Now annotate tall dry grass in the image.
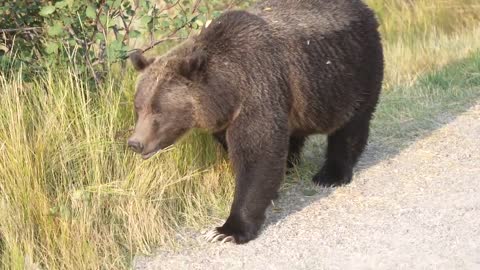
[0,69,234,269]
[367,0,480,86]
[1,0,480,269]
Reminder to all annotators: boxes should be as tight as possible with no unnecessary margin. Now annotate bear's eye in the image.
[151,104,162,114]
[134,103,141,112]
[152,118,161,128]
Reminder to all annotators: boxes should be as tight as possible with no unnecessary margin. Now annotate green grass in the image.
[297,51,480,184]
[1,0,480,269]
[374,52,480,149]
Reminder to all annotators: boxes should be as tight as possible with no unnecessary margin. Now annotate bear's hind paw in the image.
[312,164,353,187]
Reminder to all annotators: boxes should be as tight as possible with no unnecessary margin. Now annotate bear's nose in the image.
[128,139,144,154]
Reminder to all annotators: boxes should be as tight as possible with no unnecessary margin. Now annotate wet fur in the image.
[132,0,383,244]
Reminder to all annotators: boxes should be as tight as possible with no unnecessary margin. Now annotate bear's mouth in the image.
[141,149,161,160]
[141,142,175,160]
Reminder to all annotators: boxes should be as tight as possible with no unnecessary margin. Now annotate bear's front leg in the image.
[204,116,289,244]
[213,131,228,152]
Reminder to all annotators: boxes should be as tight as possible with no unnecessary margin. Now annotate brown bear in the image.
[128,0,383,244]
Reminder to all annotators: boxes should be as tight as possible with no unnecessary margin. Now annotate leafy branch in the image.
[0,0,255,82]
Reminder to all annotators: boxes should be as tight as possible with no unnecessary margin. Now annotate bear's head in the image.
[127,48,207,159]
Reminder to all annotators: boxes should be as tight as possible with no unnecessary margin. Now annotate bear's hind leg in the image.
[313,109,373,187]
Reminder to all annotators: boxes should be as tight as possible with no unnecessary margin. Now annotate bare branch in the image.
[116,35,184,62]
[67,27,94,46]
[192,0,202,14]
[138,36,184,54]
[227,0,242,10]
[0,27,42,33]
[158,0,181,14]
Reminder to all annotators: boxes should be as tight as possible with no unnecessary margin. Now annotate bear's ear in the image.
[178,50,207,80]
[130,51,154,72]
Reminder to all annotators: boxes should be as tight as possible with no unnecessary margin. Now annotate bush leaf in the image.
[55,1,68,9]
[45,42,59,54]
[86,5,96,19]
[39,6,56,17]
[140,16,152,26]
[48,23,64,37]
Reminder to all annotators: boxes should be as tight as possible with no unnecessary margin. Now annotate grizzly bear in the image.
[128,0,383,244]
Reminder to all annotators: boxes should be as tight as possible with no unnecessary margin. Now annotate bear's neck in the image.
[193,82,240,133]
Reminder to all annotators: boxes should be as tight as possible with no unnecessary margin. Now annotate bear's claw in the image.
[203,229,235,243]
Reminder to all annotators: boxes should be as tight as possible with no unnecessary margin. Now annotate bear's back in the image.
[252,0,376,35]
[251,0,383,134]
[196,0,383,135]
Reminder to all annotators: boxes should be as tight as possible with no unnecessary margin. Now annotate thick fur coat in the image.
[128,0,384,243]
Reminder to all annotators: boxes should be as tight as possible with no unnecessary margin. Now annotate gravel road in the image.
[135,103,480,270]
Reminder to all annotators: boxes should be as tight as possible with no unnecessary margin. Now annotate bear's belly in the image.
[288,107,354,136]
[288,90,357,136]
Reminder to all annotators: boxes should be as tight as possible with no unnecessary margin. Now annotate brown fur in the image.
[128,0,384,243]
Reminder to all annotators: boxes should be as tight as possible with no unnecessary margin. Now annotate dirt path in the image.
[135,103,480,270]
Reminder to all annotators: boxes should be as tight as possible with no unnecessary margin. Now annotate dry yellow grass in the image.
[1,0,480,269]
[383,25,480,87]
[367,0,480,86]
[0,70,235,268]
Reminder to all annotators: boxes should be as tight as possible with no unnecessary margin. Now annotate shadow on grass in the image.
[264,50,480,228]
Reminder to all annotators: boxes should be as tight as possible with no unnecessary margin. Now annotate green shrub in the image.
[0,0,254,82]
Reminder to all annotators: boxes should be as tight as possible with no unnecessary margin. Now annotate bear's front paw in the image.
[312,164,353,187]
[203,228,235,244]
[203,218,259,244]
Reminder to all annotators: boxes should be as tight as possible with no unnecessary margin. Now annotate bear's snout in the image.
[127,138,144,154]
